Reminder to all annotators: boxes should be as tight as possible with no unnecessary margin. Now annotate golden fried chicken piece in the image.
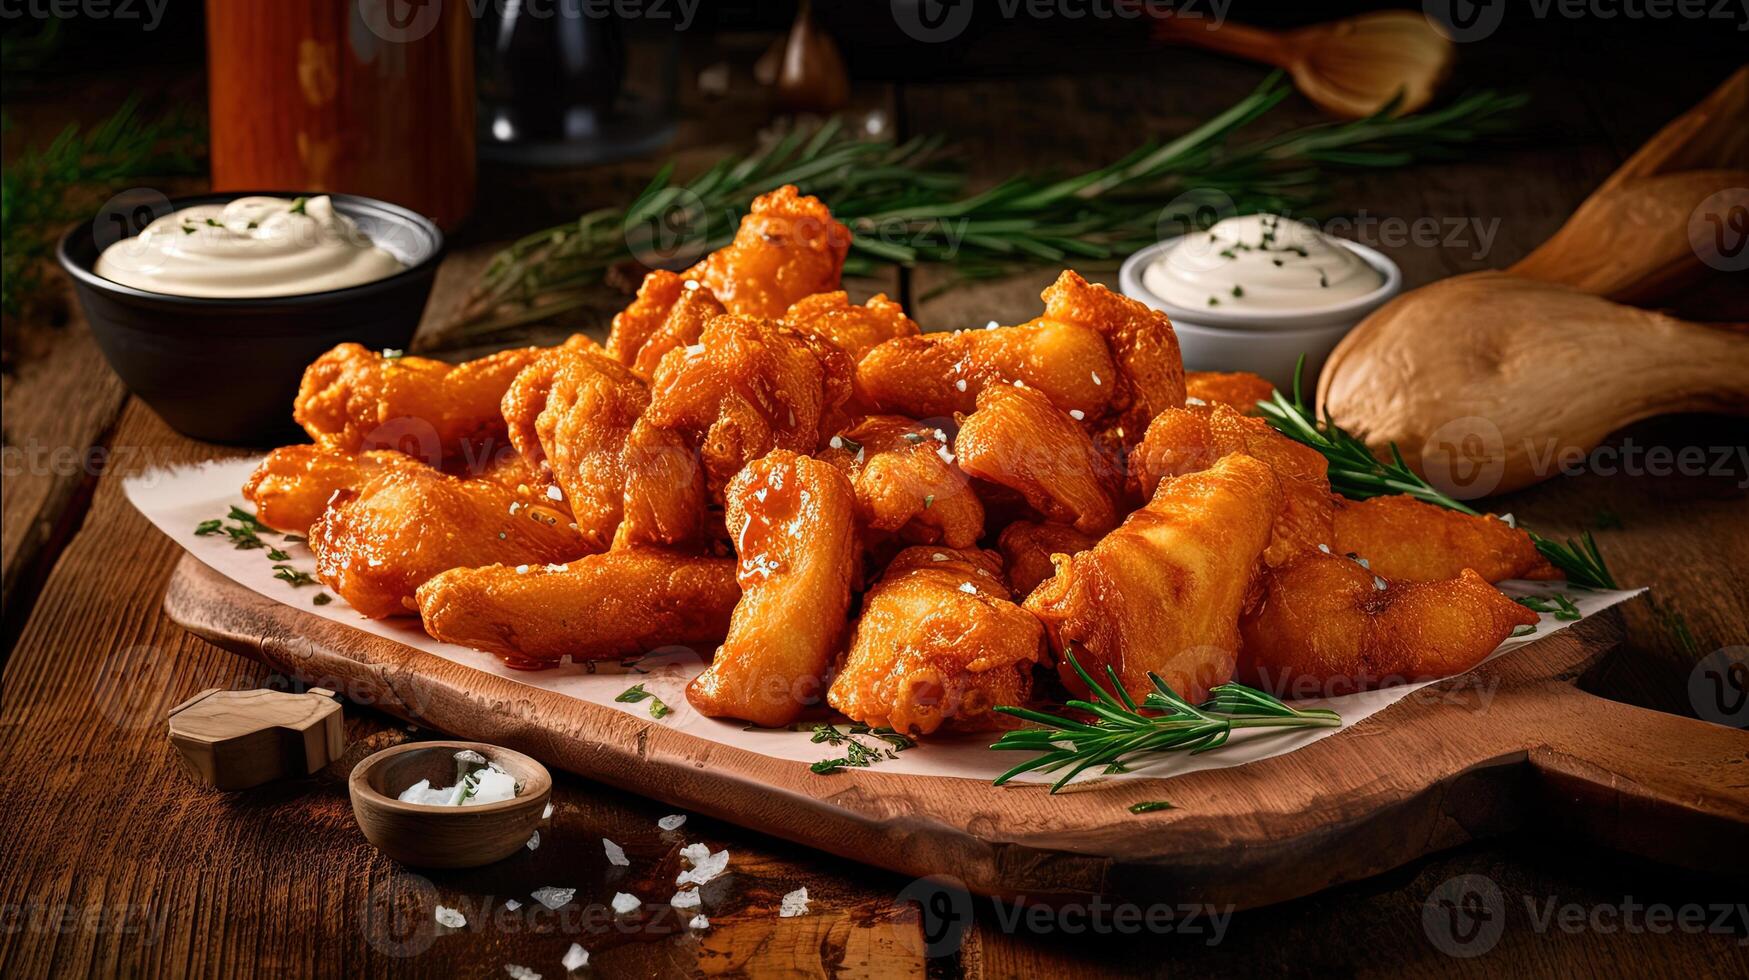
[817,415,984,549]
[996,521,1097,597]
[782,291,920,362]
[1331,495,1559,583]
[681,185,851,318]
[1025,453,1281,704]
[606,270,688,368]
[1185,371,1275,415]
[1040,270,1185,444]
[308,466,589,618]
[501,338,649,550]
[243,445,422,533]
[614,422,712,549]
[829,547,1045,735]
[629,281,726,380]
[416,551,739,670]
[687,451,857,727]
[294,342,543,462]
[1129,404,1334,566]
[856,317,1117,422]
[620,315,854,545]
[1238,552,1539,697]
[955,384,1120,535]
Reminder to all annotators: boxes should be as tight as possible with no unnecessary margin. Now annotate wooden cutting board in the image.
[163,554,1749,909]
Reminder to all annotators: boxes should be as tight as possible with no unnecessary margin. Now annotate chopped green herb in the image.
[810,722,914,773]
[923,494,935,510]
[266,547,291,561]
[1514,594,1581,621]
[272,564,317,587]
[313,592,333,606]
[1129,801,1175,814]
[282,534,306,544]
[1230,284,1244,298]
[204,217,222,227]
[288,196,308,215]
[615,683,671,719]
[1207,296,1220,307]
[1509,624,1536,638]
[195,519,223,536]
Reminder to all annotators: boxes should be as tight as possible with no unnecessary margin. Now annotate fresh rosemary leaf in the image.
[989,650,1340,793]
[194,519,222,536]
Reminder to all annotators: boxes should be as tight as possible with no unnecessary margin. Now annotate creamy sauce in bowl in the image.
[1142,214,1384,314]
[95,195,405,298]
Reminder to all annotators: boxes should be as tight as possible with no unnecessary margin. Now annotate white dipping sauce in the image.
[1143,214,1383,313]
[95,195,404,298]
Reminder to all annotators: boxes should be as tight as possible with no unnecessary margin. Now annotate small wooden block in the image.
[168,688,347,791]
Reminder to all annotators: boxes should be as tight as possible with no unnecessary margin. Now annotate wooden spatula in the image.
[1153,10,1454,118]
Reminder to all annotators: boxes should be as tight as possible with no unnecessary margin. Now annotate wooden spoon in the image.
[1153,11,1453,118]
[1318,272,1749,496]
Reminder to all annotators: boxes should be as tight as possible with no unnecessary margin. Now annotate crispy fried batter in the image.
[1130,404,1335,566]
[1024,453,1281,704]
[782,291,920,362]
[243,445,422,533]
[996,521,1097,597]
[1238,552,1539,696]
[856,317,1117,422]
[629,282,727,380]
[308,466,589,619]
[817,415,984,548]
[1184,371,1274,415]
[1040,270,1185,444]
[294,342,543,462]
[502,338,650,550]
[416,550,739,670]
[624,314,854,530]
[955,384,1120,535]
[686,451,858,727]
[1332,495,1559,583]
[606,270,687,368]
[829,547,1044,735]
[682,185,851,318]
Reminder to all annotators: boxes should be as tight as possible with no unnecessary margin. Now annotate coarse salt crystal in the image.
[671,889,702,909]
[679,842,710,865]
[689,914,710,930]
[1013,379,1026,388]
[683,279,700,290]
[985,320,999,330]
[526,830,540,851]
[562,943,589,971]
[505,965,540,980]
[676,847,730,887]
[611,892,641,915]
[955,379,967,391]
[1091,371,1102,385]
[1373,576,1388,591]
[1185,396,1206,406]
[779,887,810,917]
[435,905,465,928]
[829,435,843,449]
[658,814,687,831]
[932,553,947,562]
[544,563,567,572]
[366,557,383,567]
[935,445,954,465]
[530,886,575,910]
[685,343,705,356]
[958,582,977,594]
[602,838,629,866]
[1069,409,1085,420]
[546,485,563,501]
[504,899,522,911]
[516,564,530,574]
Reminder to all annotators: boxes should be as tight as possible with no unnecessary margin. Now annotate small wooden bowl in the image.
[349,740,552,868]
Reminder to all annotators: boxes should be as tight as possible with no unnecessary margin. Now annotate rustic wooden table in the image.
[3,27,1746,979]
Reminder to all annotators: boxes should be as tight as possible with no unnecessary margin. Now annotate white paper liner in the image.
[126,459,1643,787]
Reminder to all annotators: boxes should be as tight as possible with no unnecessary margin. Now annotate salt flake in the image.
[657,814,687,831]
[562,943,590,971]
[435,905,466,928]
[779,887,810,917]
[530,886,575,910]
[602,838,629,866]
[671,889,702,909]
[611,892,641,915]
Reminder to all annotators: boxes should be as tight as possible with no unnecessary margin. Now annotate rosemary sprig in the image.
[990,651,1341,793]
[1256,358,1619,590]
[453,75,1525,337]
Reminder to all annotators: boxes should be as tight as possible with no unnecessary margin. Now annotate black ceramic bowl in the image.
[56,191,444,445]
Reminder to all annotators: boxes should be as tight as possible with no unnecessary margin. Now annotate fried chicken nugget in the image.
[629,281,726,380]
[1129,404,1334,566]
[308,466,589,618]
[502,338,649,550]
[294,342,543,462]
[687,451,857,727]
[1184,371,1274,415]
[1040,270,1185,444]
[681,185,851,318]
[782,291,921,362]
[829,547,1045,735]
[996,521,1097,597]
[416,551,739,670]
[1331,495,1559,583]
[243,445,422,533]
[654,314,854,491]
[1238,552,1539,697]
[1024,453,1281,704]
[955,384,1120,535]
[817,415,984,548]
[606,270,688,368]
[856,316,1117,421]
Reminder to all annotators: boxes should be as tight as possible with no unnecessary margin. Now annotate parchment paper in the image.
[127,459,1643,786]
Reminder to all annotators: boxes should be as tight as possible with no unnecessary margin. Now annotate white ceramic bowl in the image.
[1118,236,1402,390]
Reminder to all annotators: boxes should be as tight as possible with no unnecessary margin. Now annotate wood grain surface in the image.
[4,20,1748,980]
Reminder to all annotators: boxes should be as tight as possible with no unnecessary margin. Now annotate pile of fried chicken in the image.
[244,186,1551,735]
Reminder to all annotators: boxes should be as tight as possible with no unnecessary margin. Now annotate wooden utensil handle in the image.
[1518,682,1749,876]
[1152,16,1289,68]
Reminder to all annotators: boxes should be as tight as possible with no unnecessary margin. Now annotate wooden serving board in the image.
[164,554,1749,909]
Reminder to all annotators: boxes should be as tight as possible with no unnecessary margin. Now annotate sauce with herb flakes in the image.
[95,195,404,298]
[1143,214,1383,314]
